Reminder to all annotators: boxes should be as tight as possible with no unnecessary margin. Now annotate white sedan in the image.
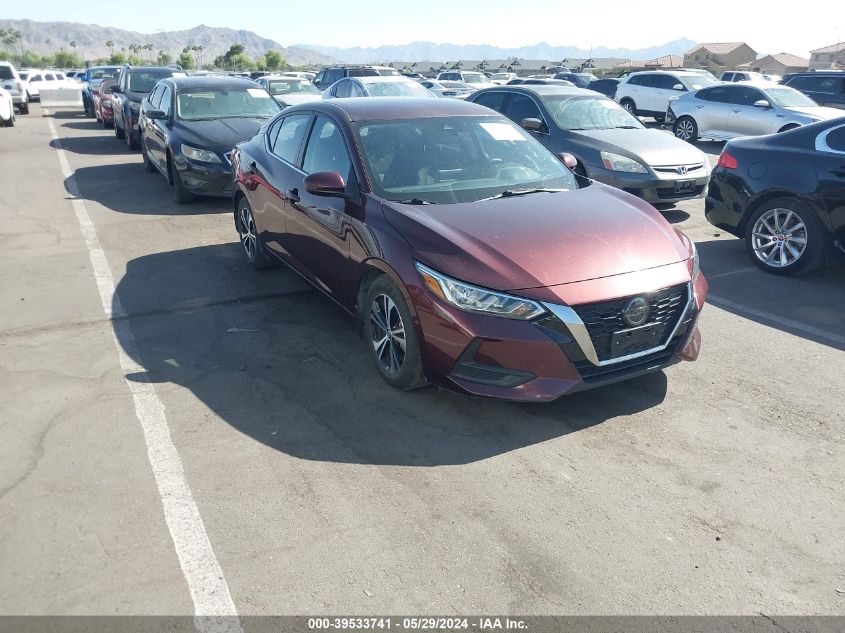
[26,69,77,100]
[0,88,15,127]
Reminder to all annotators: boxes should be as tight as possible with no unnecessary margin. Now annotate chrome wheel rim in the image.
[239,205,257,260]
[751,207,807,268]
[370,294,406,374]
[622,101,634,112]
[676,119,694,140]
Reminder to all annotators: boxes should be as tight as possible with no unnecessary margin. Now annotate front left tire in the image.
[674,116,698,142]
[236,196,274,270]
[363,276,426,391]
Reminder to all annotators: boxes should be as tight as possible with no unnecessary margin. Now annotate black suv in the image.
[111,66,183,150]
[780,72,845,109]
[312,66,394,90]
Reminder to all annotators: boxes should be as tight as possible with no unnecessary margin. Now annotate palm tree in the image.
[70,40,78,55]
[106,40,114,56]
[145,43,154,63]
[196,45,203,68]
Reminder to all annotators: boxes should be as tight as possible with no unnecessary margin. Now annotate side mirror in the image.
[753,99,771,108]
[558,152,578,170]
[109,85,121,93]
[146,109,166,120]
[521,117,546,132]
[304,171,346,197]
[673,83,686,91]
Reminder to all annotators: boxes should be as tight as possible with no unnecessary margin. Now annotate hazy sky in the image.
[4,0,843,57]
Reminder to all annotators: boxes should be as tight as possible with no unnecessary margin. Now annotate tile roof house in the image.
[737,52,809,75]
[809,42,845,70]
[613,55,683,72]
[683,42,757,74]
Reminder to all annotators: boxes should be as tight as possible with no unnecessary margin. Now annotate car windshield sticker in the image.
[480,122,526,141]
[247,88,271,98]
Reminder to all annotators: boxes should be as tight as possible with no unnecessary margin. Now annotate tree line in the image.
[0,31,297,72]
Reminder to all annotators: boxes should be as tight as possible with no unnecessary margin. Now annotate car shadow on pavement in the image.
[113,243,670,467]
[60,121,111,131]
[697,237,845,351]
[65,164,230,216]
[50,136,136,156]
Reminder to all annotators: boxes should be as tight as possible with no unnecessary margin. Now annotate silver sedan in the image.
[669,82,844,141]
[420,80,476,99]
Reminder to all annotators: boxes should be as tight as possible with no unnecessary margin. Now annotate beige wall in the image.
[683,44,757,74]
[750,58,808,74]
[809,49,845,70]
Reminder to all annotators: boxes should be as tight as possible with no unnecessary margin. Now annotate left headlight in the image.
[600,151,648,174]
[181,144,221,163]
[415,262,546,320]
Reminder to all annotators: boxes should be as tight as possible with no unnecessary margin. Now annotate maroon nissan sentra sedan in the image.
[231,98,707,401]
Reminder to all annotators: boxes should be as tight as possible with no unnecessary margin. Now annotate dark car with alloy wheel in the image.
[138,76,281,203]
[705,118,845,275]
[231,98,707,401]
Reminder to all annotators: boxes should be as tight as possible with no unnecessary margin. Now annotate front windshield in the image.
[354,115,577,204]
[763,87,818,108]
[492,74,511,80]
[364,81,434,97]
[544,95,644,130]
[462,73,487,84]
[266,79,319,95]
[681,75,718,90]
[127,69,175,93]
[176,87,282,120]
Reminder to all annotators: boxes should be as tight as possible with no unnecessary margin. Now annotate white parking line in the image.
[47,117,242,633]
[708,293,845,347]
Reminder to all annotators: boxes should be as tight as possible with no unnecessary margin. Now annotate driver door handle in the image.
[287,188,300,204]
[829,166,845,177]
[731,108,741,113]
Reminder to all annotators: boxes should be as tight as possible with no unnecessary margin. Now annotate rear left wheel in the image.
[674,116,698,142]
[237,197,274,270]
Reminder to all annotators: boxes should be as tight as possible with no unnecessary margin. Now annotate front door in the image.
[725,86,775,136]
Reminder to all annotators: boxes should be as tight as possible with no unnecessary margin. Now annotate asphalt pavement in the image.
[1,106,843,618]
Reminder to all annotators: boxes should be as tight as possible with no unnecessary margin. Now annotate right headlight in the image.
[415,262,546,320]
[181,144,221,163]
[600,151,648,174]
[691,240,700,280]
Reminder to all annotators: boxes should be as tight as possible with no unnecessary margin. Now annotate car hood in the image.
[274,94,322,106]
[575,127,708,166]
[174,118,268,153]
[781,105,844,120]
[385,183,690,291]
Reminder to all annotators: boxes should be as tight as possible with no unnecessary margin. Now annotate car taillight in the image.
[717,151,737,169]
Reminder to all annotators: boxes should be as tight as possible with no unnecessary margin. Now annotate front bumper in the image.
[174,155,234,198]
[412,265,708,402]
[704,170,749,237]
[587,164,709,204]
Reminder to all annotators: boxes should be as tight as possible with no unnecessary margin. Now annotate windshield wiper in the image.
[479,188,567,201]
[396,198,438,205]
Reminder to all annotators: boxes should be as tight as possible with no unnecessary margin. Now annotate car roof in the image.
[630,69,698,75]
[163,76,259,90]
[354,75,419,84]
[478,85,601,97]
[286,97,497,123]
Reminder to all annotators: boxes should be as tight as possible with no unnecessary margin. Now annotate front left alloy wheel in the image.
[364,276,426,390]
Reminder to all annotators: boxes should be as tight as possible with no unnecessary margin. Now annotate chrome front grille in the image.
[571,284,688,362]
[653,164,706,175]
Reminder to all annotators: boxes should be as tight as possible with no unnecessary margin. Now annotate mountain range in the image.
[295,39,699,63]
[0,19,339,66]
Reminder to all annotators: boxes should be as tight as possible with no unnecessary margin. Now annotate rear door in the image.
[814,122,845,241]
[725,85,775,136]
[653,74,685,114]
[692,86,733,136]
[258,113,312,257]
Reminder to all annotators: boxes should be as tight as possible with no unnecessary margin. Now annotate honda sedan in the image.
[231,98,707,401]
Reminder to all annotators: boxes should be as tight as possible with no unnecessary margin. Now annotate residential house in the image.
[809,42,845,70]
[737,52,809,75]
[683,42,757,74]
[613,55,683,74]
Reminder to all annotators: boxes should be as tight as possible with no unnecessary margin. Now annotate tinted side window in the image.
[159,86,173,116]
[504,94,543,125]
[639,74,660,88]
[45,73,55,81]
[823,126,845,152]
[659,75,681,90]
[148,85,164,108]
[472,91,507,112]
[730,86,764,106]
[270,113,311,164]
[334,79,352,98]
[811,77,842,93]
[626,75,642,86]
[786,76,810,90]
[350,81,366,97]
[302,116,352,177]
[324,69,342,85]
